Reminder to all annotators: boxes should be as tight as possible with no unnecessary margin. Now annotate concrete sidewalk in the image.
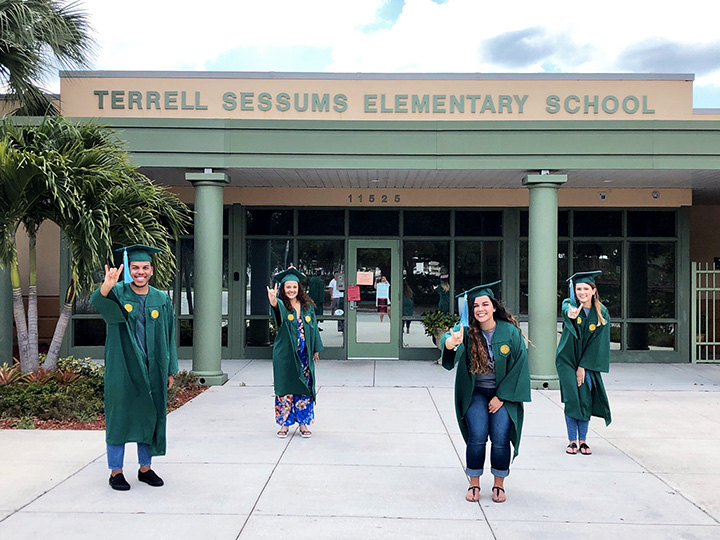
[1,360,720,539]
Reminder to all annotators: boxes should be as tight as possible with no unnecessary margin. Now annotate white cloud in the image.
[60,0,720,98]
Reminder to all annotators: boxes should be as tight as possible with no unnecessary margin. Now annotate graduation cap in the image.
[455,280,501,326]
[115,244,163,283]
[272,267,306,285]
[567,271,601,303]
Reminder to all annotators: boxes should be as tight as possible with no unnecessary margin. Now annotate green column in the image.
[522,174,567,390]
[186,171,230,386]
[0,265,13,366]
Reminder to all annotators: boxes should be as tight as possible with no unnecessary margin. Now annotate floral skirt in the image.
[275,394,315,426]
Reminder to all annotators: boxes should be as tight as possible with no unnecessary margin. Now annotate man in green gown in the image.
[90,244,178,491]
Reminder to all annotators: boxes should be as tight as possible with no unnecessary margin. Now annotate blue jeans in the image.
[565,415,590,441]
[565,372,593,441]
[464,386,512,478]
[107,443,152,470]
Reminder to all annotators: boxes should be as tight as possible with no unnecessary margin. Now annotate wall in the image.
[690,205,720,263]
[15,222,61,346]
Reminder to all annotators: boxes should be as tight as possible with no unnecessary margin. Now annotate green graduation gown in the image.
[441,320,531,458]
[271,301,324,400]
[307,276,325,313]
[90,283,179,456]
[555,298,612,426]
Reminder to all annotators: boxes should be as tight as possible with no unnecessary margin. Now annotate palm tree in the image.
[0,136,57,371]
[0,116,192,372]
[0,0,95,115]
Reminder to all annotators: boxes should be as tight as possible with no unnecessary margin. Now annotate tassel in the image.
[569,280,576,304]
[459,292,469,327]
[123,249,131,284]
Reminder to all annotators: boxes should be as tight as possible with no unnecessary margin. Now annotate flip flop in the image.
[276,428,289,439]
[466,485,480,502]
[566,442,578,454]
[579,442,592,455]
[299,427,312,438]
[492,486,506,503]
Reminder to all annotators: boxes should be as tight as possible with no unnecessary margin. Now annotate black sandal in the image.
[492,486,506,503]
[466,485,480,502]
[579,442,592,455]
[566,442,578,454]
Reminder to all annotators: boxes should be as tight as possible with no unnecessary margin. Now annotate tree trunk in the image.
[28,234,39,367]
[45,278,76,371]
[10,261,32,372]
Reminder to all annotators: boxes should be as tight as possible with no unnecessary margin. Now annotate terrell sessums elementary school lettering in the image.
[93,90,656,116]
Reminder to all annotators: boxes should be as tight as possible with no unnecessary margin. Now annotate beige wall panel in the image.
[691,206,720,262]
[168,186,194,204]
[60,76,694,121]
[226,187,529,206]
[16,222,60,295]
[558,188,691,207]
[221,187,690,208]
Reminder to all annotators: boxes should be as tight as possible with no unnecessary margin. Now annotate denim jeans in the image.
[565,371,593,441]
[107,443,152,470]
[565,415,590,441]
[464,386,511,478]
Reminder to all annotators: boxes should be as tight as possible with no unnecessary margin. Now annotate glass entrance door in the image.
[347,239,400,358]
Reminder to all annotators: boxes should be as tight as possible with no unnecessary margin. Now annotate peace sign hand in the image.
[267,282,279,307]
[445,325,464,350]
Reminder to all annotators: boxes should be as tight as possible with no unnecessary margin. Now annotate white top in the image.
[329,278,343,298]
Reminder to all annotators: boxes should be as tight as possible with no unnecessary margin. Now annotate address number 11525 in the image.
[348,194,401,203]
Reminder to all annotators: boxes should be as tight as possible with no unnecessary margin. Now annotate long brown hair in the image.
[467,297,522,375]
[578,282,607,325]
[278,281,316,312]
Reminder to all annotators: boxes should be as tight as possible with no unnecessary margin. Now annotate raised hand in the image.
[445,325,464,350]
[100,264,124,297]
[267,282,279,307]
[105,263,123,286]
[567,305,581,319]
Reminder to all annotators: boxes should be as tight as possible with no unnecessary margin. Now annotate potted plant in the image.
[421,310,461,349]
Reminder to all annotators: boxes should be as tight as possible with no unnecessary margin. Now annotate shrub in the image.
[0,380,103,421]
[22,368,55,384]
[421,310,460,338]
[0,362,23,385]
[56,356,104,378]
[54,369,81,386]
[167,369,201,404]
[0,355,105,423]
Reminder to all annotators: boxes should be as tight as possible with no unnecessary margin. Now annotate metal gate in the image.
[691,262,720,363]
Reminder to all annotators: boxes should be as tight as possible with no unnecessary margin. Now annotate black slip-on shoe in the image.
[109,473,131,491]
[138,468,164,487]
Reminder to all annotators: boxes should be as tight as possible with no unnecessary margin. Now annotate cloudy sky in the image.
[54,0,720,107]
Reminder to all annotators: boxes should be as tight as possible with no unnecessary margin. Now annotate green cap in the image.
[115,244,162,263]
[567,271,602,285]
[273,267,306,284]
[567,271,601,303]
[455,280,501,327]
[455,280,501,301]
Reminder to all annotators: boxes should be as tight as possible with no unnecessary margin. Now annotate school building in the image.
[5,72,720,386]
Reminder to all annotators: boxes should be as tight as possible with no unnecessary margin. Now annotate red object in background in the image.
[347,285,361,301]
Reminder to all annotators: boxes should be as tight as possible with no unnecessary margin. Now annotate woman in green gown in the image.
[555,271,612,456]
[441,281,531,503]
[267,268,323,438]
